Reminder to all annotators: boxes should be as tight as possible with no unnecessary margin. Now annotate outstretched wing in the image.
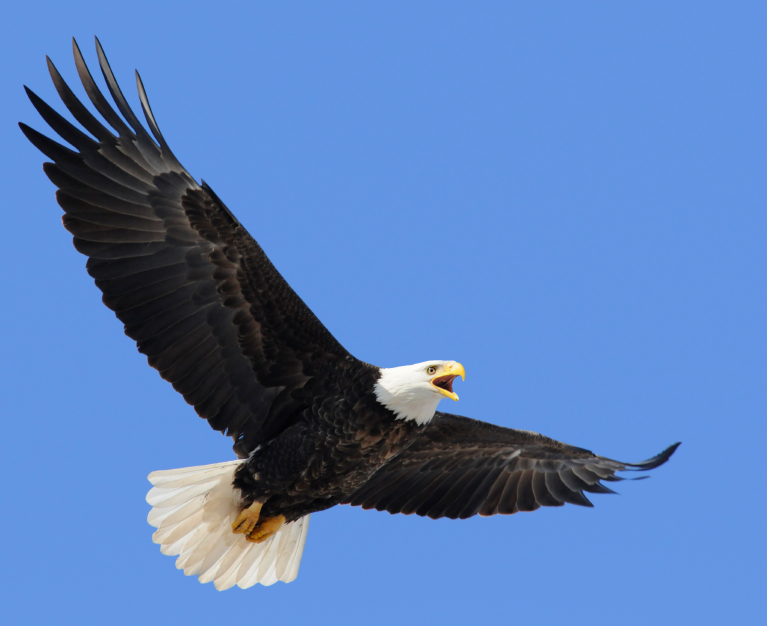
[20,38,358,457]
[344,412,679,519]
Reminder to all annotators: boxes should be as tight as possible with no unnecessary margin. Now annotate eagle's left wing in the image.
[20,38,365,458]
[344,412,679,520]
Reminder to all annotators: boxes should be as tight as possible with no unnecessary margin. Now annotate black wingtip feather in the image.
[627,442,681,471]
[135,70,165,145]
[94,36,151,141]
[135,69,184,171]
[19,122,77,162]
[583,482,618,495]
[46,53,115,143]
[24,85,98,151]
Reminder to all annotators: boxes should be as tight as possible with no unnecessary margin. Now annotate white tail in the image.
[146,460,310,590]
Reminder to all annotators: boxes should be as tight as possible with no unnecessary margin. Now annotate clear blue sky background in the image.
[1,2,764,625]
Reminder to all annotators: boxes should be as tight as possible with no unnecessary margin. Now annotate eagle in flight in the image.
[21,38,679,590]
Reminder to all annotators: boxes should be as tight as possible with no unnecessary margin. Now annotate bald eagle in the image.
[21,38,679,590]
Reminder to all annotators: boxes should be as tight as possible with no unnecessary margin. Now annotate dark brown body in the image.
[234,371,425,522]
[22,40,679,547]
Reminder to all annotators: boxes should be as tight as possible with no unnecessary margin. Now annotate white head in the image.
[373,360,466,426]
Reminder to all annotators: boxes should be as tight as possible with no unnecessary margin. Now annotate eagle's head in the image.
[373,360,466,425]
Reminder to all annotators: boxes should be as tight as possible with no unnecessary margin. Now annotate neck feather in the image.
[373,368,440,426]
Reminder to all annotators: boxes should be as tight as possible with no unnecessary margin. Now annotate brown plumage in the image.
[345,413,679,519]
[21,38,679,589]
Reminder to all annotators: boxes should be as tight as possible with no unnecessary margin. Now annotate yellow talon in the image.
[231,501,263,535]
[245,515,286,543]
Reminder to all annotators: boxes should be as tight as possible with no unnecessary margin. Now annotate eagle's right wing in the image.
[345,412,679,519]
[21,38,361,457]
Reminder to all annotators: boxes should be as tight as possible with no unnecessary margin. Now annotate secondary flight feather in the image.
[21,38,679,590]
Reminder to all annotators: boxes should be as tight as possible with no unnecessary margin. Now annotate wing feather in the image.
[496,471,523,515]
[478,470,512,517]
[22,38,361,456]
[343,412,679,520]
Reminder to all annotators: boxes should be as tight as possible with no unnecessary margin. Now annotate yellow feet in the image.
[231,501,263,536]
[245,515,286,544]
[232,502,285,543]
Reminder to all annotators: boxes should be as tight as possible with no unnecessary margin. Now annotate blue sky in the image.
[2,2,765,624]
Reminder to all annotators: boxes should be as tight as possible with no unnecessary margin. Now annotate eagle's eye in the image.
[426,366,437,375]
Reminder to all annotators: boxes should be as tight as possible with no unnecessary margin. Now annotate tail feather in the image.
[146,460,310,590]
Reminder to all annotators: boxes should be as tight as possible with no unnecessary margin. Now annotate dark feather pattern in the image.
[21,37,358,457]
[343,412,680,520]
[23,39,680,532]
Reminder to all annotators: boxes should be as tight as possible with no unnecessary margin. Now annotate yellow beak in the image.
[430,361,466,401]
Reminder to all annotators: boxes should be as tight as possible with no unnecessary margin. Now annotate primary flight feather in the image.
[21,37,679,590]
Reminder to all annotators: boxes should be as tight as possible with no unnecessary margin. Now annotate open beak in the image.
[430,362,465,401]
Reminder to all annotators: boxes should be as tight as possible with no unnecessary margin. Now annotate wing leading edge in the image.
[21,38,356,457]
[345,412,680,519]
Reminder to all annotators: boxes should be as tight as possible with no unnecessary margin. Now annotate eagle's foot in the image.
[245,515,286,543]
[231,501,263,535]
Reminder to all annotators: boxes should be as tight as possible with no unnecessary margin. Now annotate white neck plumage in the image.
[373,360,464,426]
[373,378,443,425]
